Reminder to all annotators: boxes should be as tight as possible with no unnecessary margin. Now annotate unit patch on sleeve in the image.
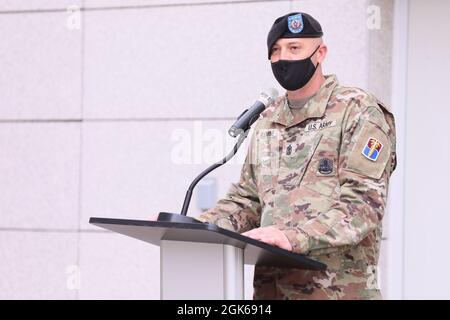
[361,137,383,161]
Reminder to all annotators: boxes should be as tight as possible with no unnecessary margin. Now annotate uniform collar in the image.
[270,74,339,128]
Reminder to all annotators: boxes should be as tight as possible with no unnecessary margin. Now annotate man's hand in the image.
[242,226,293,251]
[149,214,159,221]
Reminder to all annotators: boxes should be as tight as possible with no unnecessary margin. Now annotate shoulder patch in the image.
[345,122,391,179]
[361,137,383,161]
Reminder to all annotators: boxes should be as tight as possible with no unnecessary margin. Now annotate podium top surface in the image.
[89,217,326,270]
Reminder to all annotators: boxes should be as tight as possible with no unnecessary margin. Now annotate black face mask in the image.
[271,45,320,91]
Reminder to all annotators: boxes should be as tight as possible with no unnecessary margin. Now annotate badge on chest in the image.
[318,157,334,174]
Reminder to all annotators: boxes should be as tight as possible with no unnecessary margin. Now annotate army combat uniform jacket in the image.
[198,75,396,300]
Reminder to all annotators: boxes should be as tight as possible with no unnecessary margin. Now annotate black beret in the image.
[267,12,323,59]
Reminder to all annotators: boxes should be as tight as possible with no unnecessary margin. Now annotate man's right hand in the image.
[149,214,159,221]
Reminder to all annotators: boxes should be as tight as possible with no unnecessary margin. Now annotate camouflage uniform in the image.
[197,75,396,300]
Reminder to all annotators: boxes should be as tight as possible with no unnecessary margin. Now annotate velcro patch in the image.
[305,120,336,132]
[318,158,334,175]
[361,137,383,161]
[346,122,390,179]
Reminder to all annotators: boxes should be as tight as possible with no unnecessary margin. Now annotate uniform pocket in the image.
[345,121,391,180]
[277,132,323,191]
[254,129,281,194]
[301,148,339,197]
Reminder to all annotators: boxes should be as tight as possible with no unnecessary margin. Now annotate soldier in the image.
[196,12,397,300]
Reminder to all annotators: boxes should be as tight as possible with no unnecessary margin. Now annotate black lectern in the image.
[89,215,326,300]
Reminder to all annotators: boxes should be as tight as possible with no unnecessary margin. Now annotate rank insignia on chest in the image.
[362,137,383,161]
[318,158,333,174]
[286,144,293,156]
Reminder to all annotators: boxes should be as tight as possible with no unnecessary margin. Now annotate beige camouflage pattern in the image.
[197,75,396,300]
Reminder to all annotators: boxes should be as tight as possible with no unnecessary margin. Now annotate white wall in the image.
[402,0,450,299]
[0,0,394,299]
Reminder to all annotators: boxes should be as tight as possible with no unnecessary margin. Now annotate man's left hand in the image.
[242,226,293,251]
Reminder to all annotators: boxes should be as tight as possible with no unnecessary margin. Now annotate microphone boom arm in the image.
[180,129,250,216]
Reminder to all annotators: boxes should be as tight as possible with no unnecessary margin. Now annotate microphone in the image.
[228,88,279,137]
[157,88,278,224]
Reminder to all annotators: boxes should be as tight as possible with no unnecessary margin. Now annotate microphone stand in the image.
[157,129,250,224]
